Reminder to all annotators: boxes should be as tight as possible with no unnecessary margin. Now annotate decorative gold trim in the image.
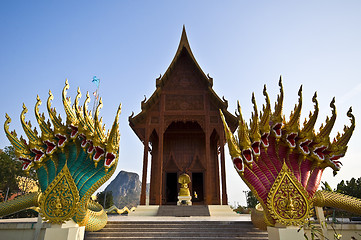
[267,163,311,226]
[39,164,79,224]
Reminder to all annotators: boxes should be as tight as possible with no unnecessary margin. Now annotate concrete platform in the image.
[128,205,241,218]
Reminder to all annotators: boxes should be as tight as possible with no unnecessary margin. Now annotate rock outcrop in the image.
[104,171,142,208]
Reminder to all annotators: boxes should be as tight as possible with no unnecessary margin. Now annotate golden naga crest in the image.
[4,80,121,227]
[220,77,355,226]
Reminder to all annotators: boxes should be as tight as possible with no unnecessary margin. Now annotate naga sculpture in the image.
[220,77,360,226]
[0,80,121,231]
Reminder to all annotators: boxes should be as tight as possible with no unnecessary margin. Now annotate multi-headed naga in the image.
[0,80,121,231]
[220,77,360,226]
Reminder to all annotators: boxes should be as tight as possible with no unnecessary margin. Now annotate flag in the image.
[92,76,100,87]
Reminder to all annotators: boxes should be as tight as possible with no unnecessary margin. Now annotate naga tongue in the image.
[287,133,298,147]
[44,140,56,154]
[233,157,243,172]
[105,153,116,167]
[69,125,78,138]
[273,123,282,137]
[242,149,253,163]
[56,134,67,147]
[32,149,44,162]
[94,147,105,160]
[313,146,327,160]
[252,141,260,155]
[300,140,311,154]
[21,159,32,170]
[261,132,269,147]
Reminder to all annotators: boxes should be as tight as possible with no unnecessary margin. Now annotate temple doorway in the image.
[163,121,205,205]
[192,172,204,204]
[165,172,178,204]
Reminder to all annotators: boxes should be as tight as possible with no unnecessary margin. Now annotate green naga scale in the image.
[0,80,121,231]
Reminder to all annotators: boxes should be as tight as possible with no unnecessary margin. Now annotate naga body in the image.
[0,80,121,231]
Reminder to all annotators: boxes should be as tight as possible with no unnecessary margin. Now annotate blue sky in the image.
[1,1,360,206]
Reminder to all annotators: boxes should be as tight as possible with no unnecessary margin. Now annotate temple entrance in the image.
[129,27,238,205]
[163,121,205,205]
[165,172,178,204]
[192,172,204,204]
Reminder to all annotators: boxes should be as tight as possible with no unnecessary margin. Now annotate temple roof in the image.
[156,25,213,88]
[129,26,237,134]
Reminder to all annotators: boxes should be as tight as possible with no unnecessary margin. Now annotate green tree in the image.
[96,191,114,209]
[0,146,38,201]
[0,146,21,201]
[246,190,259,208]
[321,181,333,191]
[336,177,361,199]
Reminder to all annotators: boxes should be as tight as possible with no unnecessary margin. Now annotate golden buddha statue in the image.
[178,173,191,196]
[177,173,192,205]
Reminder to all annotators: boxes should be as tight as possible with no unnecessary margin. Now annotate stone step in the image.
[102,221,262,229]
[85,233,268,239]
[84,220,268,240]
[85,237,268,240]
[104,220,254,224]
[102,226,257,231]
[95,227,266,233]
[157,205,210,216]
[87,231,267,236]
[104,221,255,228]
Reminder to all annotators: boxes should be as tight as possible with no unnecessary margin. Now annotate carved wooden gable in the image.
[163,49,207,92]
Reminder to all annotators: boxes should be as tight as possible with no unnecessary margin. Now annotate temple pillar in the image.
[205,132,211,204]
[140,134,149,205]
[157,128,164,205]
[220,141,228,205]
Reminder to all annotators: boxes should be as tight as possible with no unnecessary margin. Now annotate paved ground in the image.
[0,214,252,223]
[2,215,360,224]
[0,217,39,223]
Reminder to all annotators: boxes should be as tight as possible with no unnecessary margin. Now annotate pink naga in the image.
[220,78,358,226]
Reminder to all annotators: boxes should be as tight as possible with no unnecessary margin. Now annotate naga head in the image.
[282,85,302,151]
[220,79,355,226]
[259,85,271,151]
[310,98,336,166]
[104,104,121,171]
[270,77,284,142]
[4,80,121,226]
[321,107,355,173]
[20,103,47,165]
[297,92,318,157]
[4,114,35,171]
[249,93,261,160]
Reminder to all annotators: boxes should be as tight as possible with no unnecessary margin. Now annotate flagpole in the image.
[92,76,100,119]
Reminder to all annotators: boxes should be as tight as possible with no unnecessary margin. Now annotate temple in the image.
[129,27,237,205]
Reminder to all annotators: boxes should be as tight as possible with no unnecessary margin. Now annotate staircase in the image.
[84,221,269,240]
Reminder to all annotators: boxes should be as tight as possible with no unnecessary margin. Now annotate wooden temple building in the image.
[129,27,237,206]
